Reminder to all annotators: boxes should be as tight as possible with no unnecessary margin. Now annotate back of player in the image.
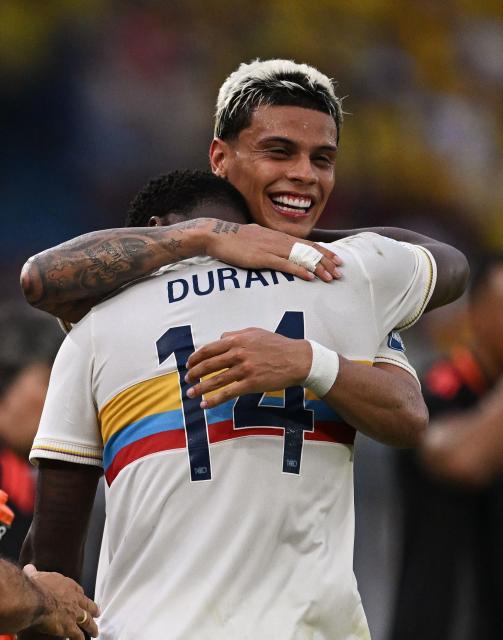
[84,255,368,640]
[32,226,435,640]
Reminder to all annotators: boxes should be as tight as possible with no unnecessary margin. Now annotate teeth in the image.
[271,194,312,210]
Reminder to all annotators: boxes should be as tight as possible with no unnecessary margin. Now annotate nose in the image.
[285,153,318,184]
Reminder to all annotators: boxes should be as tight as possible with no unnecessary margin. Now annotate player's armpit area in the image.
[20,460,102,582]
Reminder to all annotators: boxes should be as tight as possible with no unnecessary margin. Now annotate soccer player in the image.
[0,561,98,638]
[20,59,467,442]
[24,170,438,639]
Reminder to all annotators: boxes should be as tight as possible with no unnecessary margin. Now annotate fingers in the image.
[261,254,317,281]
[186,352,233,384]
[312,242,342,266]
[77,604,99,638]
[220,329,253,338]
[268,246,342,283]
[200,380,248,409]
[187,369,238,402]
[310,243,342,281]
[187,337,233,370]
[313,261,335,282]
[23,563,37,576]
[79,593,100,618]
[316,256,342,280]
[67,628,86,640]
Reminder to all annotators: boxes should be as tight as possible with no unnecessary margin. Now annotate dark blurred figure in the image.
[421,379,503,486]
[391,253,503,640]
[0,303,62,561]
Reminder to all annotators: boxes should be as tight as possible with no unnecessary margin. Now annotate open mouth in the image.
[269,194,313,218]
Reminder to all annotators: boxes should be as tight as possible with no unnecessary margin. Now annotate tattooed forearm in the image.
[172,219,208,231]
[20,220,215,321]
[82,238,150,285]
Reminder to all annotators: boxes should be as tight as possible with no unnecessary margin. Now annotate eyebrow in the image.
[259,136,337,153]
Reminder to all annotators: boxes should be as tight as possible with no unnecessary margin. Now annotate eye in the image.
[267,147,290,157]
[313,155,335,167]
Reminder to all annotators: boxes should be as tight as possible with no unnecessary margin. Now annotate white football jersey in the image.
[31,233,436,640]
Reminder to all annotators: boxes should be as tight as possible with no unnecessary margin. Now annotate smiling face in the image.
[210,105,338,238]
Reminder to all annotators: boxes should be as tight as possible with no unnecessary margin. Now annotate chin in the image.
[277,218,314,239]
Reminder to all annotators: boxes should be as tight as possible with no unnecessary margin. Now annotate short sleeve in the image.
[374,332,419,385]
[342,233,437,335]
[30,315,103,468]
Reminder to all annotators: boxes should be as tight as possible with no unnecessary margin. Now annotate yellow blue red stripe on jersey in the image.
[100,366,370,485]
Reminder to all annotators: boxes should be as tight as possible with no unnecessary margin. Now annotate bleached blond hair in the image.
[214,59,343,143]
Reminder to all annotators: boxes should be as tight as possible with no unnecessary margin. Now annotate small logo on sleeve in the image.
[387,331,405,352]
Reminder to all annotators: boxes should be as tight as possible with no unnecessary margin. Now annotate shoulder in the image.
[327,233,420,283]
[322,232,413,266]
[335,232,412,257]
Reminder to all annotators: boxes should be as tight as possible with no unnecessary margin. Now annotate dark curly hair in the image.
[125,169,251,227]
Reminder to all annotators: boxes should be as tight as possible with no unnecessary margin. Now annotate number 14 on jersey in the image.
[156,312,314,481]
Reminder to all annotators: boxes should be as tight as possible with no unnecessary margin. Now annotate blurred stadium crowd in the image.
[1,1,502,276]
[0,2,502,639]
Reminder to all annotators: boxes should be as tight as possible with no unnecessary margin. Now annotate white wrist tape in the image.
[302,340,340,397]
[288,242,324,273]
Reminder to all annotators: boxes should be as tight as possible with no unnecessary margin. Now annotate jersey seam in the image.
[395,245,437,330]
[373,356,420,382]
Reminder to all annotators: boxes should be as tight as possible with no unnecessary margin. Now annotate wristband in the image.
[288,243,324,273]
[302,340,340,397]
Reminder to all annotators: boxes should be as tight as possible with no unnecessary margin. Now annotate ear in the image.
[148,216,163,227]
[209,138,230,179]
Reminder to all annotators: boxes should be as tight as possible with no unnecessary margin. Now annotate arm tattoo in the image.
[212,220,240,234]
[82,237,152,283]
[21,220,211,319]
[173,219,206,231]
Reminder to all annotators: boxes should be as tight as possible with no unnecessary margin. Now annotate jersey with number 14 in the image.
[31,233,436,640]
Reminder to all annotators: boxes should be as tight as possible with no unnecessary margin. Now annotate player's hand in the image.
[203,222,342,283]
[186,328,312,408]
[23,564,99,639]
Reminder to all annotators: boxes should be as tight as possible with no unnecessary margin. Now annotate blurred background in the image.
[0,1,502,639]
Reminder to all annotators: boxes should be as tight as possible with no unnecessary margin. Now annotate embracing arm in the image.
[19,460,101,639]
[310,227,469,310]
[185,329,428,448]
[20,221,340,323]
[320,358,427,446]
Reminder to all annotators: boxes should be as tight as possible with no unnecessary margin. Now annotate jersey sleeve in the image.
[374,332,420,385]
[343,232,437,334]
[30,314,103,468]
